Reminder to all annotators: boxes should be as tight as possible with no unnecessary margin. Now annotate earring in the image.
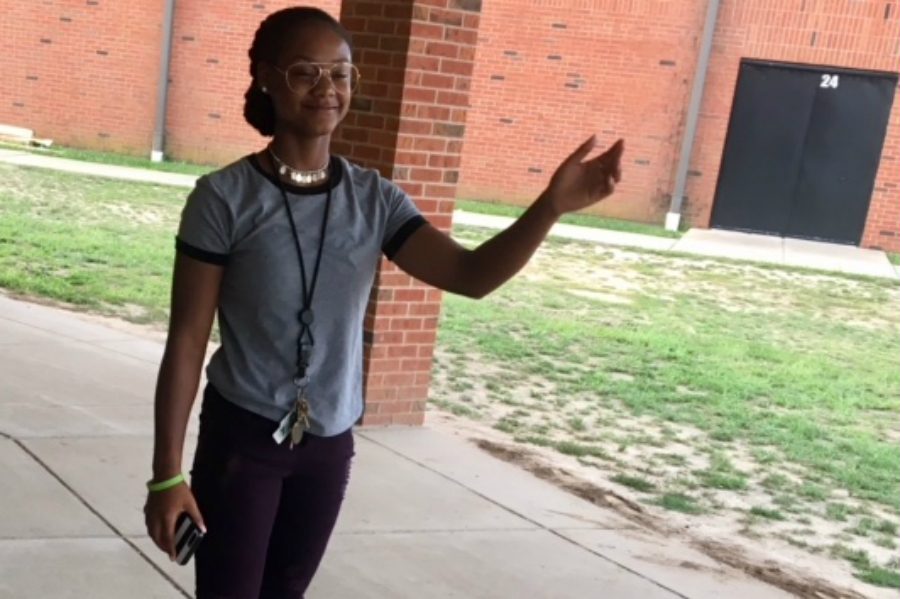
[261,86,268,94]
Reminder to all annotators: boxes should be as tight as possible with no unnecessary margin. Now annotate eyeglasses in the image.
[273,61,360,94]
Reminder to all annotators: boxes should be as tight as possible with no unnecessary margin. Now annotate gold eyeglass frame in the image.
[272,61,361,94]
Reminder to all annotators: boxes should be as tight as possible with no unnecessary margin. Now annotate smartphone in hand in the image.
[173,512,204,565]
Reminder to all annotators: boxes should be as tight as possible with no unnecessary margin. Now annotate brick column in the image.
[335,0,481,425]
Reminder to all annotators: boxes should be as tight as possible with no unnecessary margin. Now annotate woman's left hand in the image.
[542,136,625,216]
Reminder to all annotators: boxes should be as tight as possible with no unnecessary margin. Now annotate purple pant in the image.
[190,386,354,599]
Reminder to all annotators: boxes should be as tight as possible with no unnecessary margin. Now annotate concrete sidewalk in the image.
[2,147,897,280]
[0,293,795,598]
[452,213,900,280]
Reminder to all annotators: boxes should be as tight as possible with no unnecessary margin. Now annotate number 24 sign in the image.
[820,74,840,89]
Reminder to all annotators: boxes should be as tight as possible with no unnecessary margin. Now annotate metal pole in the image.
[151,0,177,162]
[666,0,722,231]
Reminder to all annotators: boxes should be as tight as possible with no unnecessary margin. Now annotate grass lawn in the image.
[1,163,898,588]
[432,227,900,588]
[456,199,682,239]
[0,165,182,322]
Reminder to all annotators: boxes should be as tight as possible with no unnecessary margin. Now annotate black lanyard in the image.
[273,157,333,385]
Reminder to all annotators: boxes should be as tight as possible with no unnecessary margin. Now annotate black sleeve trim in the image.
[383,215,428,260]
[175,237,229,266]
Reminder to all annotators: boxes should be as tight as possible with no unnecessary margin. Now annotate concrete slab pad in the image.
[310,529,678,599]
[0,538,184,598]
[334,435,531,533]
[559,528,794,599]
[23,435,199,537]
[671,229,784,264]
[0,337,157,407]
[550,222,678,251]
[93,338,166,365]
[24,431,525,540]
[783,238,898,279]
[359,427,634,530]
[0,295,134,343]
[129,536,194,597]
[0,398,171,438]
[0,439,110,539]
[0,318,59,346]
[0,400,136,438]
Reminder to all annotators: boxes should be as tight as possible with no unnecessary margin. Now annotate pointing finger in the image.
[565,134,597,166]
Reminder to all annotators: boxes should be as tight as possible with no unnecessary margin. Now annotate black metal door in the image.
[786,70,896,244]
[711,61,897,245]
[711,63,818,236]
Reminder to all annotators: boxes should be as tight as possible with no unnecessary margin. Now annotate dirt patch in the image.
[475,437,869,599]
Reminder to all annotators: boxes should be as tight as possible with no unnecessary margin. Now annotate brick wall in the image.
[165,0,341,165]
[0,0,163,153]
[864,90,900,251]
[459,0,708,223]
[459,0,900,251]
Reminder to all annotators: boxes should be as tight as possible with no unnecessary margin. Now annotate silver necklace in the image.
[268,148,330,186]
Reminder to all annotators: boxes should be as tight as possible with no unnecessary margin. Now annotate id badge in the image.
[272,407,297,445]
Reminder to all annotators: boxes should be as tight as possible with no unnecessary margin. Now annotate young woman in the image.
[144,6,624,599]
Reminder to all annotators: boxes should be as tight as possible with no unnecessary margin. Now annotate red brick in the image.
[404,87,438,103]
[406,55,441,71]
[384,373,417,386]
[440,58,475,76]
[396,181,425,196]
[436,90,469,106]
[425,42,460,58]
[368,400,413,415]
[395,288,428,302]
[352,2,385,17]
[401,358,435,372]
[428,8,464,26]
[410,22,445,40]
[421,73,456,88]
[398,119,434,135]
[414,198,440,213]
[390,317,424,331]
[444,27,478,46]
[405,330,437,344]
[410,168,443,182]
[428,154,461,168]
[388,344,420,358]
[396,150,430,166]
[363,387,396,402]
[413,137,448,152]
[372,331,404,344]
[425,184,457,198]
[369,358,402,372]
[409,301,443,316]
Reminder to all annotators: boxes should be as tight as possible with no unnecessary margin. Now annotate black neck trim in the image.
[248,153,344,195]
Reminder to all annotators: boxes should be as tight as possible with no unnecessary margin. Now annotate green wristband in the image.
[147,473,185,492]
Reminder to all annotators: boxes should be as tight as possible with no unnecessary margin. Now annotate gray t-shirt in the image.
[176,154,426,436]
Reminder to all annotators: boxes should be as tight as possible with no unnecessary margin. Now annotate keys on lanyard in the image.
[290,387,311,450]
